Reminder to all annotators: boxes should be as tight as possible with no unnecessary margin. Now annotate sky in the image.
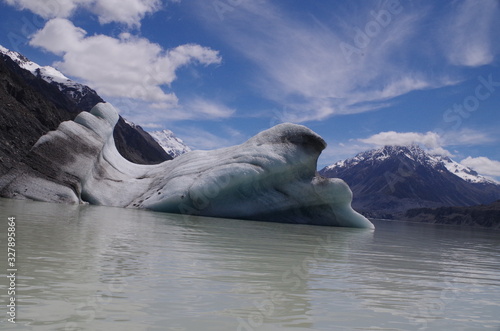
[0,0,499,179]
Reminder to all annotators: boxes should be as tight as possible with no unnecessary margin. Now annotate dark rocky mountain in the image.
[0,53,74,175]
[0,47,170,177]
[404,200,500,229]
[319,145,500,218]
[113,117,171,164]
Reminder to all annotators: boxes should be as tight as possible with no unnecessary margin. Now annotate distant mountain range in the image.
[0,45,179,176]
[319,145,500,218]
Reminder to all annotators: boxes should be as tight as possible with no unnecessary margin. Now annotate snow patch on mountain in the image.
[1,45,71,85]
[439,156,498,184]
[149,130,191,158]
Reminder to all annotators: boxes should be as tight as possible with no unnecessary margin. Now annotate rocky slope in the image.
[0,52,75,176]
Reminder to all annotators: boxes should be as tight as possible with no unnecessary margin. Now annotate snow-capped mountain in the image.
[319,145,500,218]
[322,145,496,184]
[0,45,100,110]
[149,129,191,158]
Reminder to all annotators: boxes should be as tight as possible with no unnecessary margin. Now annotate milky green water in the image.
[0,197,499,330]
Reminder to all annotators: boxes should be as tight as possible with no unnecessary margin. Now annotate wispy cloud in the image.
[441,128,496,146]
[108,96,235,127]
[172,126,239,150]
[184,98,235,119]
[439,0,499,67]
[192,1,460,122]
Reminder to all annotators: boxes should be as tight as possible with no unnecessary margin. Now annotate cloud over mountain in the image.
[30,18,221,104]
[461,157,500,178]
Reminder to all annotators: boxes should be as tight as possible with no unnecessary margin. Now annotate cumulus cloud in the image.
[4,0,161,27]
[440,0,499,67]
[461,156,500,177]
[357,128,497,158]
[29,18,221,104]
[90,0,161,26]
[359,131,443,149]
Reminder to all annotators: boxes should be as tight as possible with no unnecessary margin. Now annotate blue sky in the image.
[0,0,499,179]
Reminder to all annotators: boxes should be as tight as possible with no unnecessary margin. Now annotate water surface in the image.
[0,198,499,330]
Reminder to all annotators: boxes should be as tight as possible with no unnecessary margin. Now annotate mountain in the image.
[0,45,170,175]
[148,129,192,158]
[319,145,500,218]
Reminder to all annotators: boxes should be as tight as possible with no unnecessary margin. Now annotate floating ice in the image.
[0,103,374,228]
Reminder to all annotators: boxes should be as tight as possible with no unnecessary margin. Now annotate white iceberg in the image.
[0,103,374,228]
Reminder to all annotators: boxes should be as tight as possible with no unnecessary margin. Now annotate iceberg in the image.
[0,103,374,228]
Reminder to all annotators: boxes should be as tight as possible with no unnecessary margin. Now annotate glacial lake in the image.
[0,197,499,331]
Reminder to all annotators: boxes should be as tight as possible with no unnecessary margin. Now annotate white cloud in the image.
[461,156,500,177]
[4,0,162,27]
[357,128,497,157]
[317,128,498,167]
[30,18,221,104]
[359,131,442,149]
[440,0,499,67]
[90,0,161,26]
[4,0,78,19]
